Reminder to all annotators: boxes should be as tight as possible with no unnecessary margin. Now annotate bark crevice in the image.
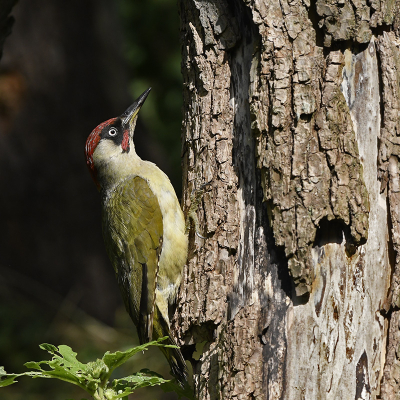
[178,0,397,398]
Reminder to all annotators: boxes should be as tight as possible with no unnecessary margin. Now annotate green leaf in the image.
[0,369,45,388]
[39,343,58,353]
[0,374,19,388]
[102,369,171,400]
[102,337,169,377]
[23,345,99,394]
[1,340,190,399]
[56,345,86,370]
[113,369,169,388]
[23,361,42,370]
[31,365,86,385]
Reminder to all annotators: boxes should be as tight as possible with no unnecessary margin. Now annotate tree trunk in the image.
[174,0,400,398]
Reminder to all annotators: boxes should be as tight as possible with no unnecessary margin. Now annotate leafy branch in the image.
[0,337,193,400]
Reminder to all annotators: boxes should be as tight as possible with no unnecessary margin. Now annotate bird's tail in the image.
[153,306,188,386]
[159,335,188,386]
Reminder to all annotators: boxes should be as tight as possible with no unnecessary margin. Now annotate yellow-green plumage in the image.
[85,88,188,384]
[103,176,163,342]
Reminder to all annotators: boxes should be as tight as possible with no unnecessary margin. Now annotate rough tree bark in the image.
[174,0,400,399]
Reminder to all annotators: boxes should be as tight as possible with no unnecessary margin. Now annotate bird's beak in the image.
[121,87,151,132]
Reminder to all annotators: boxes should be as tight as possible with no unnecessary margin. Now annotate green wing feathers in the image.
[102,176,163,344]
[102,175,188,385]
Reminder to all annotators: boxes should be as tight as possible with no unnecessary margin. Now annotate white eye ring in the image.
[108,128,118,137]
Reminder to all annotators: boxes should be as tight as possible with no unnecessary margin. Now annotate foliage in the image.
[0,338,193,400]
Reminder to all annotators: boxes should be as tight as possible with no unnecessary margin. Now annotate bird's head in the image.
[85,88,151,191]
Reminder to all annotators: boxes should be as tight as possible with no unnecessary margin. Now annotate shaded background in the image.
[0,0,184,398]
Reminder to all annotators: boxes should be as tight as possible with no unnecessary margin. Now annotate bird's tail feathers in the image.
[159,336,188,387]
[153,306,188,387]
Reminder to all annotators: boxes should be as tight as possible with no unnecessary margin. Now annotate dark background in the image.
[0,0,183,398]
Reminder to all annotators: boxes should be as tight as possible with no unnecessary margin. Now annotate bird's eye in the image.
[108,128,118,137]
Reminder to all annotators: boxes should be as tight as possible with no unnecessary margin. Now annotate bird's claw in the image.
[195,230,207,240]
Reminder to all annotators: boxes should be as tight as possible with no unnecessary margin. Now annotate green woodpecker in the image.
[85,88,188,384]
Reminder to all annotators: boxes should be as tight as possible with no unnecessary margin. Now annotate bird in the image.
[84,88,188,384]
